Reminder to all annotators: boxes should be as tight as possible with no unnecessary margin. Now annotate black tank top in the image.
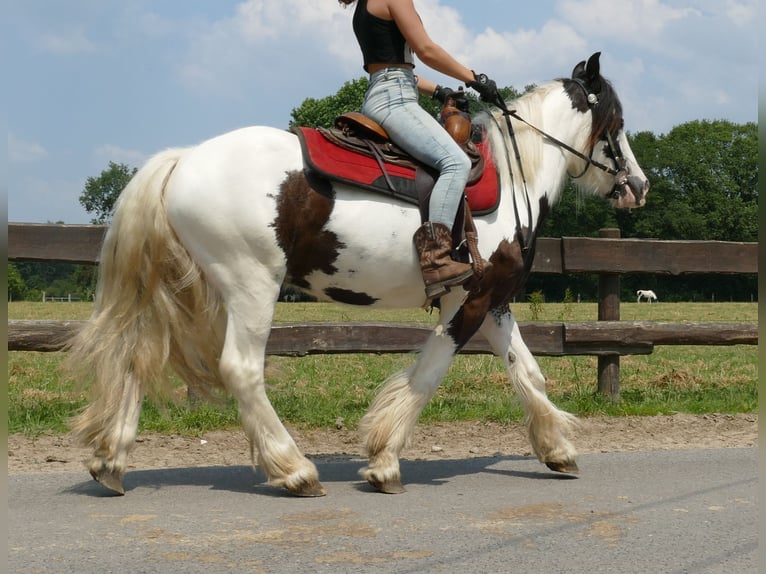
[353,0,414,72]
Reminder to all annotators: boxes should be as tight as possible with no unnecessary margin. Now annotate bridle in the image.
[487,81,630,252]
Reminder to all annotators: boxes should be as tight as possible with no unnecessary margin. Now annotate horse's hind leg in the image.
[217,282,325,497]
[479,308,579,473]
[69,365,144,495]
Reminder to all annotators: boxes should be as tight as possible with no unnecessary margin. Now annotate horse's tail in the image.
[66,148,225,448]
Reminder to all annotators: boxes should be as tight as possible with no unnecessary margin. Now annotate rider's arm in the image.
[414,75,438,97]
[387,0,474,85]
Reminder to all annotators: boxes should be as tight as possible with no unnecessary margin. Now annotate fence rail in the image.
[8,223,758,400]
[8,319,757,356]
[8,223,759,274]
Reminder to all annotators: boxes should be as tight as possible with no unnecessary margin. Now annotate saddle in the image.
[292,108,500,219]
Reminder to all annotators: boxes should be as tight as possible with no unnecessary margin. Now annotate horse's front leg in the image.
[359,298,465,494]
[479,307,580,473]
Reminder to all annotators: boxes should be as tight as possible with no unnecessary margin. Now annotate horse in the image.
[65,52,649,497]
[637,289,658,303]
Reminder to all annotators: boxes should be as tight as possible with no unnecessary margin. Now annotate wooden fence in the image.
[8,223,758,400]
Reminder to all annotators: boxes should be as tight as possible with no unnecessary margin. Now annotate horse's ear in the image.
[585,52,601,80]
[571,60,586,79]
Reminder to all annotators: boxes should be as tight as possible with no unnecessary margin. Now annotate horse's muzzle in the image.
[610,174,649,208]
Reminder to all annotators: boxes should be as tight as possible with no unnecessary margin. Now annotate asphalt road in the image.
[9,448,757,574]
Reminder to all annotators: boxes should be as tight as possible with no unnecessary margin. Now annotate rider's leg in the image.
[362,68,473,297]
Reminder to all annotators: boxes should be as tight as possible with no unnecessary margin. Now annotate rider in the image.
[338,0,500,299]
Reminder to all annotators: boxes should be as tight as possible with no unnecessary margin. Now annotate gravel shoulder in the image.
[8,413,758,474]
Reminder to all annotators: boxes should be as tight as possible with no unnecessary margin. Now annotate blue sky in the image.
[7,0,758,224]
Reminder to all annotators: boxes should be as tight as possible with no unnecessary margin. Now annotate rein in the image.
[488,101,535,253]
[501,104,621,177]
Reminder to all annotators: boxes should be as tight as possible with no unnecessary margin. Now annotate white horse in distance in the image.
[637,289,658,303]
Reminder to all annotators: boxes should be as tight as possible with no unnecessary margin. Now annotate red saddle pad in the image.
[296,127,500,215]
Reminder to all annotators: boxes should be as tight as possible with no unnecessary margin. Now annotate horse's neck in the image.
[487,87,588,231]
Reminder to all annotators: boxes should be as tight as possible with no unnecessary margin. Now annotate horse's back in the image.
[178,125,301,181]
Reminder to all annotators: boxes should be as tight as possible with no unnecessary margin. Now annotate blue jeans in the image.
[362,67,471,228]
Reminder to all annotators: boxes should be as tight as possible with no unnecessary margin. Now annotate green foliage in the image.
[527,290,544,320]
[290,77,370,128]
[541,121,758,244]
[558,288,575,320]
[14,261,94,301]
[530,120,757,302]
[13,160,135,300]
[623,120,757,242]
[79,161,137,224]
[8,263,26,300]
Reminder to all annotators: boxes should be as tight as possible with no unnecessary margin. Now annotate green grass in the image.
[7,301,758,436]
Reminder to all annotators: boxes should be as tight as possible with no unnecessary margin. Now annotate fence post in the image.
[597,228,621,401]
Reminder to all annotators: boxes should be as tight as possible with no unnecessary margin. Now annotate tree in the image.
[626,120,757,242]
[8,263,26,301]
[79,161,137,224]
[290,78,371,128]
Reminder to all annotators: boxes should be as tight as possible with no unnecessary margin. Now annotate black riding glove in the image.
[432,85,470,112]
[432,85,454,104]
[466,72,499,104]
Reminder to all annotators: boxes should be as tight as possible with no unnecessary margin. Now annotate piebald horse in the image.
[67,52,649,496]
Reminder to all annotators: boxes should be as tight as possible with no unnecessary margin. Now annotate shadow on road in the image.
[63,454,577,498]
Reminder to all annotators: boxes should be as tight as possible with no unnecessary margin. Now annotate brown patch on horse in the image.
[448,197,551,348]
[324,287,378,306]
[448,237,527,347]
[271,171,345,289]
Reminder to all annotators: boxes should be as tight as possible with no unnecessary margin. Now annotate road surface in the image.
[9,448,757,573]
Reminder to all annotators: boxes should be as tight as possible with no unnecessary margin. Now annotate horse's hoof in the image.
[90,468,125,495]
[545,460,579,474]
[286,480,327,498]
[368,476,406,494]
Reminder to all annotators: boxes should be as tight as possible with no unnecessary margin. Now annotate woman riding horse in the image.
[340,0,500,298]
[66,49,649,497]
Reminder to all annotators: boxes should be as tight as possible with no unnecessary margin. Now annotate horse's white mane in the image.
[476,81,591,207]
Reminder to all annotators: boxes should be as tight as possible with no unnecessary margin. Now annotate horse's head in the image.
[565,52,649,209]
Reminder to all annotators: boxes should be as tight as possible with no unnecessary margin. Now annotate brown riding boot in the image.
[413,222,474,299]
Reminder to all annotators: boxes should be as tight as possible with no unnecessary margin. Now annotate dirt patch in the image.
[7,413,757,474]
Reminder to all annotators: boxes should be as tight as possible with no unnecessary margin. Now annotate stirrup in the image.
[424,268,474,299]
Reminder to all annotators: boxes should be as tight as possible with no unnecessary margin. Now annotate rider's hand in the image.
[466,72,499,105]
[433,85,470,112]
[432,85,456,104]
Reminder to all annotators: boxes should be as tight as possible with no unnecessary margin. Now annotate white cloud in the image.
[558,0,696,44]
[723,0,756,27]
[93,144,148,168]
[174,0,590,99]
[177,0,357,97]
[9,133,47,163]
[38,27,96,54]
[466,20,588,87]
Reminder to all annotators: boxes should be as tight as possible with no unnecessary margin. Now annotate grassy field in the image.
[7,301,758,436]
